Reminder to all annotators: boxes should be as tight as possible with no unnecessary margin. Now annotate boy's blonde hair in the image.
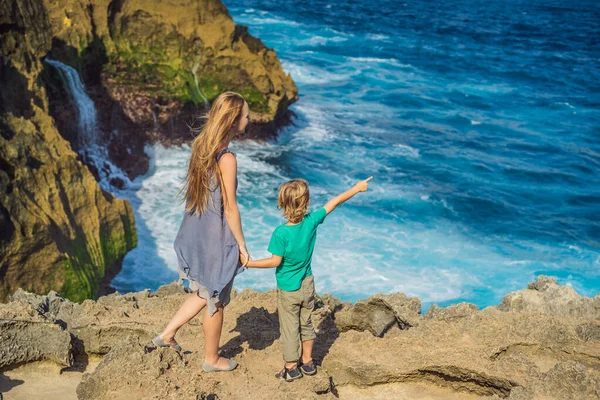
[277,179,310,224]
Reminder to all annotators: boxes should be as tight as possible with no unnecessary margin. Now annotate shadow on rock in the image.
[312,299,342,365]
[220,307,280,358]
[0,372,24,394]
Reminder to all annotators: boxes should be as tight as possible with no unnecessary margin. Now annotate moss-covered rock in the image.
[0,0,137,302]
[43,0,297,143]
[0,0,296,302]
[96,0,297,143]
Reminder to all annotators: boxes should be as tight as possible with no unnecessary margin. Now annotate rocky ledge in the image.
[1,276,599,399]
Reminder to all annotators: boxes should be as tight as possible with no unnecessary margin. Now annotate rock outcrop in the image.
[0,56,137,302]
[41,0,298,176]
[1,276,599,399]
[0,0,297,302]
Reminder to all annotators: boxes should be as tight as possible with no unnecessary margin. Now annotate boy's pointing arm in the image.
[324,176,373,215]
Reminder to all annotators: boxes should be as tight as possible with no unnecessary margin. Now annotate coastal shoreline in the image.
[1,276,599,399]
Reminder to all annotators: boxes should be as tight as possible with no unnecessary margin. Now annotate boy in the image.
[243,176,372,381]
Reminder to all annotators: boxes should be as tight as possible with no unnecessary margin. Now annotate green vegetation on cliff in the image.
[0,0,297,303]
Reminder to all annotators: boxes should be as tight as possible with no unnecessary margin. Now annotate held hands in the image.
[239,245,251,267]
[354,176,373,192]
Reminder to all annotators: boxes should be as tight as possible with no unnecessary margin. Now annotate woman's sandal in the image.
[202,358,238,372]
[275,365,303,382]
[152,335,183,352]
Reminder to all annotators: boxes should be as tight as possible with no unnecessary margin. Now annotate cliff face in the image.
[43,0,298,176]
[101,0,297,119]
[0,0,297,302]
[0,0,137,302]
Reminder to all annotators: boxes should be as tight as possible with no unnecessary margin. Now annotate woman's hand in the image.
[239,245,251,267]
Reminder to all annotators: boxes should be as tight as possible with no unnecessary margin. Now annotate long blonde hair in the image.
[182,92,246,215]
[277,179,310,224]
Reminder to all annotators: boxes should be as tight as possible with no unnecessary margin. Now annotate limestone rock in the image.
[75,289,336,400]
[497,275,600,320]
[150,282,189,298]
[334,299,398,337]
[535,361,600,399]
[0,301,73,369]
[334,292,421,337]
[373,292,422,327]
[576,322,600,341]
[9,289,67,318]
[3,277,600,399]
[425,302,479,321]
[0,103,137,303]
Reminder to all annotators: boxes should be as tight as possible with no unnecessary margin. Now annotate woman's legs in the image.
[203,304,232,368]
[160,292,231,368]
[160,293,207,343]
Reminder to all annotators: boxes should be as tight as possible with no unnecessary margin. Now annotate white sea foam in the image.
[298,35,348,46]
[116,138,600,305]
[281,61,358,85]
[110,7,600,306]
[366,33,390,41]
[556,102,575,109]
[396,143,420,158]
[450,82,515,95]
[347,57,409,68]
[256,17,301,27]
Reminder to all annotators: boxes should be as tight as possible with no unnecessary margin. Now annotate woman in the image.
[153,92,251,372]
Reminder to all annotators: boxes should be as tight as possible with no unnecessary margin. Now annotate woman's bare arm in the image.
[219,153,248,255]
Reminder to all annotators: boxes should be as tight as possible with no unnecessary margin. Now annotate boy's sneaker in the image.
[275,365,303,382]
[299,360,317,376]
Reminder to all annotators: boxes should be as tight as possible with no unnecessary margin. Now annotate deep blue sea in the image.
[111,0,600,310]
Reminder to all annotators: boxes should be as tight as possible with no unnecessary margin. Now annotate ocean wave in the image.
[395,143,420,158]
[555,102,575,109]
[114,0,600,308]
[449,82,516,95]
[346,56,411,68]
[281,61,358,85]
[365,33,390,41]
[297,35,348,46]
[254,17,301,27]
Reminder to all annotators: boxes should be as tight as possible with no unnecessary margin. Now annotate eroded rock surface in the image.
[1,276,599,399]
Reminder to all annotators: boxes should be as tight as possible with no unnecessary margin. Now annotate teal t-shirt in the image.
[267,207,327,291]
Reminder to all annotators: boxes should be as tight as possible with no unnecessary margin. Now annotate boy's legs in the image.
[277,288,302,369]
[299,275,317,364]
[301,340,314,364]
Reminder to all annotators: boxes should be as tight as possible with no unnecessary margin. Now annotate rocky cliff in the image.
[42,0,298,176]
[1,277,599,399]
[0,0,138,303]
[0,0,297,302]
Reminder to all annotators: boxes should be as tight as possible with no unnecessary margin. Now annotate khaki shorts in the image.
[277,275,316,362]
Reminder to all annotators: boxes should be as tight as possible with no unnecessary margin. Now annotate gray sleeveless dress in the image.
[174,148,244,316]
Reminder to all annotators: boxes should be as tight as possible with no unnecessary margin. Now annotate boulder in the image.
[497,276,600,321]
